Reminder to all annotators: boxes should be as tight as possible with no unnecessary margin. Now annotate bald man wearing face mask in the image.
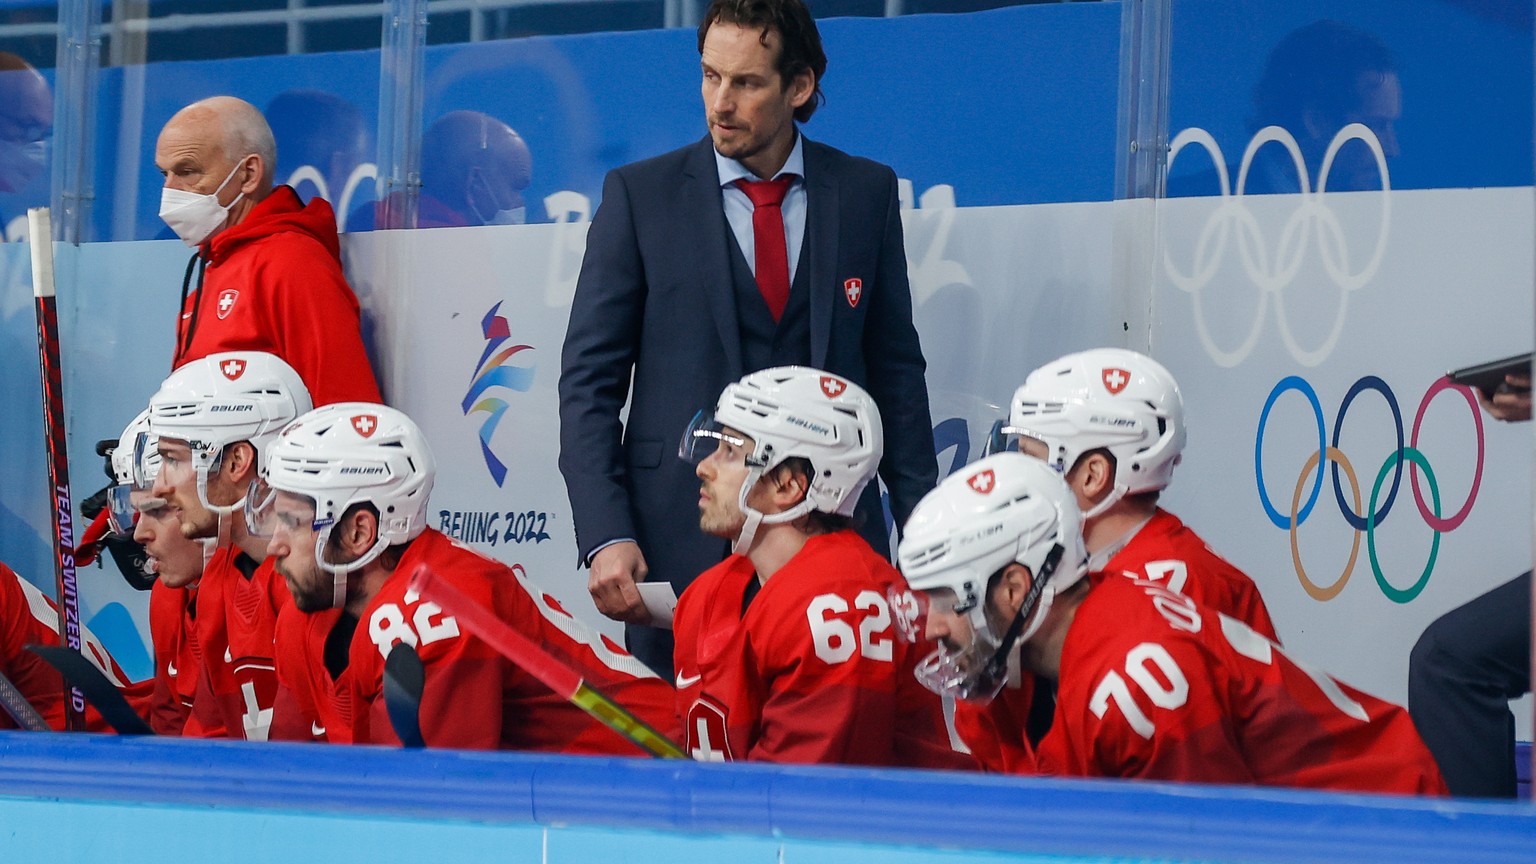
[0,54,49,193]
[155,96,380,407]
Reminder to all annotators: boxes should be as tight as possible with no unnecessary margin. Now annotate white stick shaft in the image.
[27,207,55,300]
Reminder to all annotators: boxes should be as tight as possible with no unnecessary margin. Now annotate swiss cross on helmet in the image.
[351,414,378,438]
[1101,366,1130,395]
[679,365,883,554]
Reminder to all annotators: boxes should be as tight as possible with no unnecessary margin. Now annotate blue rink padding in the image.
[0,733,1532,863]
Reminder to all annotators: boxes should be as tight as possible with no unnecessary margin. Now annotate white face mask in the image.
[158,157,250,247]
[0,138,46,193]
[466,167,525,226]
[483,205,526,226]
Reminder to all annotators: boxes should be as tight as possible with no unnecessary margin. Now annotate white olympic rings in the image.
[1163,123,1392,368]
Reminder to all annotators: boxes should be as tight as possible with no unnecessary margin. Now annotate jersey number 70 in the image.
[1089,581,1368,739]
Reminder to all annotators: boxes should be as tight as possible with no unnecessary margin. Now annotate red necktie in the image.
[735,176,794,322]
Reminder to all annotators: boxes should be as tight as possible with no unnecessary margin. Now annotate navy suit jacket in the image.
[558,134,937,629]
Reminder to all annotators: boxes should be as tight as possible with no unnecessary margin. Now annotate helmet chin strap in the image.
[729,465,815,556]
[1081,482,1127,521]
[215,510,233,549]
[314,526,390,609]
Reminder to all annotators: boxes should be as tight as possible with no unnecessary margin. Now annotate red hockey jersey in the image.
[185,548,289,741]
[1035,577,1446,794]
[344,529,678,752]
[145,581,200,735]
[955,508,1281,773]
[270,605,352,743]
[673,530,972,768]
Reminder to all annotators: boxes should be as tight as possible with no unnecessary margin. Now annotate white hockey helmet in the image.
[146,352,312,515]
[105,409,164,535]
[895,452,1088,703]
[679,366,883,554]
[257,403,436,607]
[996,348,1185,519]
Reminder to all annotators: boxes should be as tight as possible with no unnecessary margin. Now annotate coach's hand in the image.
[588,541,653,625]
[1476,372,1532,423]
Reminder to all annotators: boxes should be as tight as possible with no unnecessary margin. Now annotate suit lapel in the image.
[682,137,744,376]
[803,139,838,369]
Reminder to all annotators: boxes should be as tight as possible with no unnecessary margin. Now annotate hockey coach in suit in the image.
[558,0,937,675]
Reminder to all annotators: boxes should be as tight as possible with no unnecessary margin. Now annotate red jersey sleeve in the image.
[954,678,1038,774]
[0,565,65,730]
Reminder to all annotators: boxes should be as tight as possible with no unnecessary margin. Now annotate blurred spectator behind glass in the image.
[1247,20,1400,194]
[351,110,531,230]
[264,89,370,214]
[0,52,52,242]
[423,110,532,226]
[1169,20,1400,197]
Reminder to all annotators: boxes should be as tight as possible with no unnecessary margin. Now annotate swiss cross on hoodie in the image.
[173,186,381,407]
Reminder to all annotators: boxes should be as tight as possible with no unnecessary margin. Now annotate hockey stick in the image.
[27,645,153,736]
[382,642,426,748]
[0,668,49,731]
[28,208,85,732]
[408,564,686,759]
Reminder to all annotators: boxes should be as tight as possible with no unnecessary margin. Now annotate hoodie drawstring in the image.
[175,251,208,366]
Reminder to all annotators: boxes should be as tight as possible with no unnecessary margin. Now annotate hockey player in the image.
[959,348,1279,771]
[147,351,311,740]
[992,349,1275,635]
[102,411,211,735]
[897,452,1446,793]
[673,366,969,767]
[257,402,677,751]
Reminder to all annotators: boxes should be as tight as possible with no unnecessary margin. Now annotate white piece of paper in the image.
[636,582,679,629]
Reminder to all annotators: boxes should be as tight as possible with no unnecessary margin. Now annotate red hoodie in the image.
[173,186,381,407]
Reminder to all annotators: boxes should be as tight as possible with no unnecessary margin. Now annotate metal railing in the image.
[0,0,948,65]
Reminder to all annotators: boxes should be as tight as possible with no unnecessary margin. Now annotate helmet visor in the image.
[129,430,163,490]
[243,478,280,538]
[106,484,139,535]
[677,409,750,465]
[980,419,1017,458]
[986,423,1056,466]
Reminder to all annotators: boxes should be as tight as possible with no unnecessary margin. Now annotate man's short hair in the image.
[698,0,827,123]
[184,96,278,189]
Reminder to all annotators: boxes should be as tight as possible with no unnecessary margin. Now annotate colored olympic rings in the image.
[1255,375,1485,603]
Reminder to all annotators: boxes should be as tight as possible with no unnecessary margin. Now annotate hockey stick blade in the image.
[0,668,49,731]
[27,644,153,736]
[28,207,85,732]
[383,642,426,748]
[408,564,685,759]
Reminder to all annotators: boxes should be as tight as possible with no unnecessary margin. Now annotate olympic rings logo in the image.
[1254,375,1485,604]
[1164,123,1391,368]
